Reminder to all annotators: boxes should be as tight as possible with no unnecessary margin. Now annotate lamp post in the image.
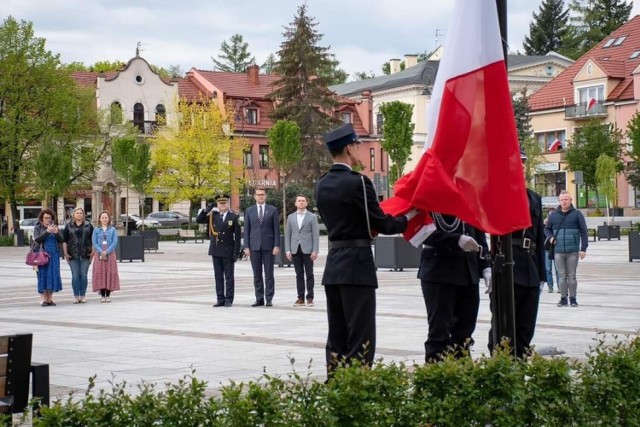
[234,98,253,209]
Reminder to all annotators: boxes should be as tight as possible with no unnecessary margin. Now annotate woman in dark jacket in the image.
[63,207,94,303]
[33,208,64,306]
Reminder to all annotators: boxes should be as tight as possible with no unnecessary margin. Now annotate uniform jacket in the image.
[92,226,118,255]
[196,209,241,259]
[418,213,490,286]
[62,220,94,259]
[316,164,407,287]
[243,203,280,251]
[285,210,320,255]
[510,189,545,287]
[544,205,588,253]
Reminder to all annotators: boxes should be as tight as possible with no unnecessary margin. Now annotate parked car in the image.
[144,211,190,227]
[120,214,161,229]
[19,218,38,242]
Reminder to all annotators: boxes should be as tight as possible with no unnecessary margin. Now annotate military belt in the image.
[329,239,372,249]
[512,237,536,250]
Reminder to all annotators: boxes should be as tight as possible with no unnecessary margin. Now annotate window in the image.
[376,113,384,135]
[259,145,269,168]
[370,148,375,171]
[244,147,253,168]
[630,50,640,59]
[578,85,604,105]
[341,112,352,124]
[613,35,627,46]
[155,104,166,126]
[535,130,566,152]
[380,148,385,171]
[110,102,123,125]
[133,103,144,132]
[603,38,616,48]
[245,108,258,125]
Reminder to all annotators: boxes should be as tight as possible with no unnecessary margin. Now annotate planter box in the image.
[597,225,620,241]
[275,234,292,267]
[629,231,640,262]
[116,235,145,262]
[374,235,421,271]
[131,230,159,251]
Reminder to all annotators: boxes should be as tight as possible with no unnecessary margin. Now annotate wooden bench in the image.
[587,228,597,242]
[0,334,49,423]
[156,228,181,237]
[606,220,635,231]
[176,229,204,243]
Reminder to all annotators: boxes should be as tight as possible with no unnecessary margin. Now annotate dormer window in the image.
[245,108,258,125]
[341,112,352,124]
[613,35,627,46]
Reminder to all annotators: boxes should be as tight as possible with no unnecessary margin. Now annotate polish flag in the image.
[548,138,562,152]
[586,97,597,111]
[382,0,530,237]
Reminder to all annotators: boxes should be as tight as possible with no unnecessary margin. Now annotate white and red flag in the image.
[586,97,597,111]
[381,0,530,239]
[548,138,562,152]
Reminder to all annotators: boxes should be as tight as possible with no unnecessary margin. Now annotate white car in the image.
[121,214,160,229]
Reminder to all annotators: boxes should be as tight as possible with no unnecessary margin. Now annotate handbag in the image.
[25,245,50,266]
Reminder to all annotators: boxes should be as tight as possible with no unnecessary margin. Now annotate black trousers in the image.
[421,281,480,362]
[292,246,314,300]
[488,284,540,358]
[250,249,275,302]
[325,285,376,374]
[212,255,234,304]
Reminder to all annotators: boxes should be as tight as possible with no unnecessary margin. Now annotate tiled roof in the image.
[177,78,206,101]
[194,69,280,98]
[70,71,117,87]
[529,15,640,112]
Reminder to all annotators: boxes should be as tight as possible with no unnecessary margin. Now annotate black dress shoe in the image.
[224,302,232,307]
[266,301,273,307]
[213,302,225,307]
[251,300,264,307]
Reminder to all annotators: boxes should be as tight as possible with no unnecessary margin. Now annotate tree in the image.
[267,120,303,226]
[512,89,532,144]
[561,0,632,59]
[89,60,126,73]
[151,97,247,222]
[261,53,278,74]
[379,101,415,186]
[270,4,339,184]
[521,136,544,186]
[0,17,102,227]
[595,153,618,221]
[382,61,405,75]
[565,120,623,207]
[167,64,183,78]
[318,56,348,85]
[212,34,255,73]
[624,112,640,190]
[523,0,570,55]
[353,71,376,81]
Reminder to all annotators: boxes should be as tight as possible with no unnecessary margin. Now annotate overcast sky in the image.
[4,0,640,80]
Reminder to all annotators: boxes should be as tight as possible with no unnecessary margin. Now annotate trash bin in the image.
[374,235,421,271]
[629,231,640,262]
[275,234,292,267]
[13,229,25,247]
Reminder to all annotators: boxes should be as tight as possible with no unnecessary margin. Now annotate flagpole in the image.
[491,0,517,357]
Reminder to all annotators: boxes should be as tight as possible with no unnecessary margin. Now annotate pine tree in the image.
[212,34,255,72]
[523,0,569,55]
[270,4,339,183]
[561,0,632,59]
[261,53,278,74]
[512,89,532,143]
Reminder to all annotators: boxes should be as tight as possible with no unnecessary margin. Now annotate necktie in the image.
[258,205,264,224]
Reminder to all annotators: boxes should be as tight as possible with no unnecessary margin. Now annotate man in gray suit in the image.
[243,188,280,306]
[285,195,320,307]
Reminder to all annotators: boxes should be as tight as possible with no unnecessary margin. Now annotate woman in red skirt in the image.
[91,211,120,302]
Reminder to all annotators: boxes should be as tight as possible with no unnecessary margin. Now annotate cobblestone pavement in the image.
[1,235,638,399]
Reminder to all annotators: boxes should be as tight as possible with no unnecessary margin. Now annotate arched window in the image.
[110,101,123,125]
[155,104,166,126]
[133,103,144,132]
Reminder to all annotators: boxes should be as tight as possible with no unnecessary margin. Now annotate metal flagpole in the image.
[490,0,517,357]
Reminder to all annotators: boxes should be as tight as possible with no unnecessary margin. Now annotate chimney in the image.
[404,54,418,69]
[247,64,259,85]
[389,58,401,74]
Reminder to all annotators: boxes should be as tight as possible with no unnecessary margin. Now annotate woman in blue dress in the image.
[33,208,64,306]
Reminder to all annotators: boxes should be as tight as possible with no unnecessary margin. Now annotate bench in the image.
[176,229,204,243]
[156,228,181,237]
[587,228,597,242]
[0,334,49,423]
[606,220,635,231]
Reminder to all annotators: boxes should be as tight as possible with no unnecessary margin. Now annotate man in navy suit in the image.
[243,188,280,306]
[196,194,241,307]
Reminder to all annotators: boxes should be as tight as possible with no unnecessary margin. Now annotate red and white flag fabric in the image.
[548,138,562,152]
[381,0,530,239]
[586,97,597,111]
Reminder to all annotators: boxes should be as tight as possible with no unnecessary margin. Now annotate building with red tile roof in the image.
[528,15,640,211]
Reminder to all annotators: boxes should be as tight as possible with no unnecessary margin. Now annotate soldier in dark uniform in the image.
[196,194,241,307]
[418,214,491,362]
[315,123,412,375]
[488,150,545,358]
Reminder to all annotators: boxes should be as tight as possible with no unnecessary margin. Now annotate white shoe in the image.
[106,297,112,303]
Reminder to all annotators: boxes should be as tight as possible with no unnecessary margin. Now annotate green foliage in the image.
[512,89,532,143]
[565,120,623,189]
[624,112,640,189]
[89,59,126,73]
[521,135,544,184]
[560,0,632,59]
[352,70,376,81]
[270,4,338,184]
[0,235,14,246]
[382,61,405,75]
[261,53,278,74]
[267,120,303,175]
[112,137,155,220]
[212,33,255,73]
[596,153,618,212]
[379,101,414,186]
[19,335,640,427]
[523,0,570,55]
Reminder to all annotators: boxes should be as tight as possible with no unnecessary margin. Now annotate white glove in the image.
[539,281,546,295]
[458,235,480,252]
[483,268,492,294]
[404,208,419,221]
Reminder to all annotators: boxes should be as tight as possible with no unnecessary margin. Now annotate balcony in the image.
[130,120,158,135]
[565,101,607,120]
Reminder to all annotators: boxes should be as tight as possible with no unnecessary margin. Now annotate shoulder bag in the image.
[25,243,50,266]
[545,212,568,258]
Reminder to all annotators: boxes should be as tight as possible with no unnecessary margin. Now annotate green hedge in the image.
[10,336,640,426]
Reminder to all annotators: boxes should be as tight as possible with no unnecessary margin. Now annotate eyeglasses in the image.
[43,216,52,220]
